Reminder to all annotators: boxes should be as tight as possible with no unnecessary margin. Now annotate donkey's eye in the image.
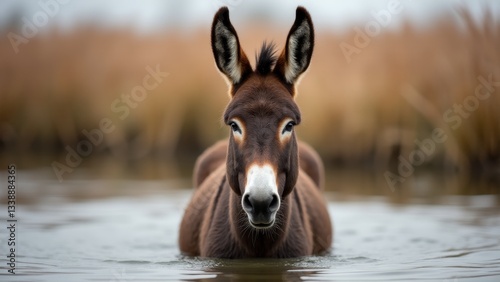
[229,122,241,134]
[282,121,295,134]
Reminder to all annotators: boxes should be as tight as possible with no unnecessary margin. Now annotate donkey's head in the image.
[211,7,314,229]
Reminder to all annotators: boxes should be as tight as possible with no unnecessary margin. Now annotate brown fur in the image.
[181,159,331,258]
[194,140,324,189]
[179,6,332,258]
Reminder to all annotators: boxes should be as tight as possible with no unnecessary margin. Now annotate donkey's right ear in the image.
[211,7,252,88]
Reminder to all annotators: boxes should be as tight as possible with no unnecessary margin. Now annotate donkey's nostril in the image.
[243,193,279,215]
[269,194,279,212]
[242,194,253,212]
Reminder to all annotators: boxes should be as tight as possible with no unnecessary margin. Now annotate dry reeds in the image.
[0,11,498,172]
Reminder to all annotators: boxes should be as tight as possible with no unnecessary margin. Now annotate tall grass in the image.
[0,12,498,172]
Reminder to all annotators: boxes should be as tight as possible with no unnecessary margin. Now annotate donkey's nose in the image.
[242,193,280,214]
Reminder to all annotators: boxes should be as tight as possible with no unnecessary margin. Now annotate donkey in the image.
[179,6,332,258]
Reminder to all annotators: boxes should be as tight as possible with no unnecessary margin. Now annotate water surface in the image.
[1,169,499,281]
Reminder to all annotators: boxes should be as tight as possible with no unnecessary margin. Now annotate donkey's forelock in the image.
[255,42,277,75]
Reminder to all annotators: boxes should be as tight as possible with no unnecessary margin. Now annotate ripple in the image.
[3,192,500,281]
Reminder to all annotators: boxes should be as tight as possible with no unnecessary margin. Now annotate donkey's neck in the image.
[229,189,292,257]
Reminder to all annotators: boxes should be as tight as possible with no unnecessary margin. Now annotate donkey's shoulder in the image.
[179,162,226,256]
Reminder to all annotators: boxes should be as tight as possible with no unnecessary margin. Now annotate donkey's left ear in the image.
[274,7,314,86]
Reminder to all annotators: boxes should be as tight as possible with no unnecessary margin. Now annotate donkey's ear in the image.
[211,7,252,87]
[274,7,314,86]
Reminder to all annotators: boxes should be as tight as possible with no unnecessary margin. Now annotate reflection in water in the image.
[194,258,322,281]
[0,168,499,281]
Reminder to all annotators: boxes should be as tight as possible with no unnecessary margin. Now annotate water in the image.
[1,169,500,281]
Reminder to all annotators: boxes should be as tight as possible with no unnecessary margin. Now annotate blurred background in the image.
[2,3,500,279]
[0,0,499,195]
